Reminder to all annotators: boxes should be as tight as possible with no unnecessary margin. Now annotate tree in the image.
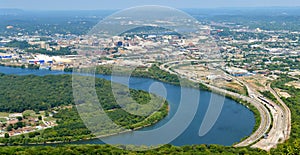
[7,124,13,131]
[17,116,23,121]
[38,116,42,121]
[4,133,9,138]
[28,132,36,138]
[45,111,49,117]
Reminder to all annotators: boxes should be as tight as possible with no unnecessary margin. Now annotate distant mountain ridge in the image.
[1,7,300,16]
[0,8,24,15]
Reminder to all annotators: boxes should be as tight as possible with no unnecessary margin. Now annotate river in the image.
[0,66,255,146]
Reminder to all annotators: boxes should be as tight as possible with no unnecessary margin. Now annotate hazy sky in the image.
[0,0,299,10]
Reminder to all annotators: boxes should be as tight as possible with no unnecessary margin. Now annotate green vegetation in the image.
[1,67,300,154]
[3,74,300,154]
[95,64,200,89]
[260,90,280,105]
[5,40,32,49]
[94,64,264,144]
[95,65,261,132]
[222,85,247,96]
[95,64,262,136]
[0,74,74,112]
[25,47,77,56]
[0,107,93,145]
[4,40,77,56]
[272,57,300,70]
[0,73,168,144]
[27,64,40,70]
[120,26,181,36]
[268,75,300,154]
[95,65,181,86]
[0,144,267,154]
[199,82,209,91]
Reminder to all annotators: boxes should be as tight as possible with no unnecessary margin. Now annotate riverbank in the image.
[0,108,168,146]
[93,64,261,143]
[0,72,169,146]
[0,65,255,146]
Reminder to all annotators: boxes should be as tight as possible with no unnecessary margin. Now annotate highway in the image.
[159,60,291,151]
[235,78,290,151]
[267,83,291,141]
[208,70,272,148]
[251,83,291,150]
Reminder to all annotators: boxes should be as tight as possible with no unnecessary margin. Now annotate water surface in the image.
[0,66,255,146]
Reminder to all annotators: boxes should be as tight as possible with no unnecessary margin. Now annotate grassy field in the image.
[0,112,9,117]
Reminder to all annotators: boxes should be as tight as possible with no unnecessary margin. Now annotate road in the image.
[159,60,291,151]
[236,78,290,151]
[223,71,291,151]
[159,61,272,149]
[233,77,286,151]
[232,77,272,148]
[267,83,291,141]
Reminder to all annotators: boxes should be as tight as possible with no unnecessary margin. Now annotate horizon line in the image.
[1,6,300,12]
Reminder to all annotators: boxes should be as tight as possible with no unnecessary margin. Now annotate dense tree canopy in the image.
[0,73,168,144]
[0,74,73,112]
[0,144,268,155]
